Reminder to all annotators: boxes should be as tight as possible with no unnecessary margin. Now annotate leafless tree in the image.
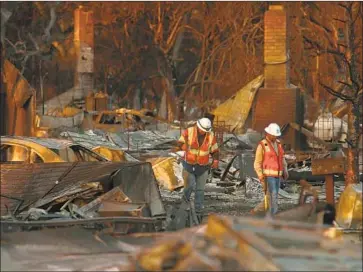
[299,2,362,184]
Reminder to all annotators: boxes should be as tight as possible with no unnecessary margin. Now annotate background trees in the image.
[2,2,362,124]
[2,2,267,120]
[2,2,361,181]
[290,2,362,184]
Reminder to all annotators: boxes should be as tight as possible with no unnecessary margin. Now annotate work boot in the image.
[196,213,203,224]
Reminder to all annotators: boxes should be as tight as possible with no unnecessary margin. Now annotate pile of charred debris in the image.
[1,161,166,233]
[1,120,362,271]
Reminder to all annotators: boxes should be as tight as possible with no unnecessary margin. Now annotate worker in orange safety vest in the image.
[177,117,219,223]
[252,123,289,215]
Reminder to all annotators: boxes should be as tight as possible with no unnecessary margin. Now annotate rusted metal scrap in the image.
[311,157,346,176]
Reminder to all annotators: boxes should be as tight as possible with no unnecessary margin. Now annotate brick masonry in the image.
[264,5,289,88]
[252,88,303,150]
[252,5,303,150]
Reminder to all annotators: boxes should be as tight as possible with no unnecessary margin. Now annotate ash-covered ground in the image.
[160,177,347,218]
[161,178,294,217]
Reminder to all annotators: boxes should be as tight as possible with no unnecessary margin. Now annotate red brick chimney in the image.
[252,4,303,150]
[264,5,289,88]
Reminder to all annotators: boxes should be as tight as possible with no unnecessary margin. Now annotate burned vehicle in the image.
[92,109,169,133]
[0,136,108,163]
[93,111,146,132]
[59,131,139,162]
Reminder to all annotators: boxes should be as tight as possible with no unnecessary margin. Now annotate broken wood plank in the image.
[289,122,329,147]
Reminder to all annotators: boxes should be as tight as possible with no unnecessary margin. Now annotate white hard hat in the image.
[197,118,212,132]
[264,123,281,137]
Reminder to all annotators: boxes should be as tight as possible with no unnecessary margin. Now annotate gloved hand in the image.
[172,144,187,153]
[180,144,187,151]
[259,175,265,183]
[211,159,219,169]
[171,147,179,153]
[259,175,267,194]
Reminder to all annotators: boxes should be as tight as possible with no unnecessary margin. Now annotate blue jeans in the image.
[266,176,280,215]
[182,168,209,213]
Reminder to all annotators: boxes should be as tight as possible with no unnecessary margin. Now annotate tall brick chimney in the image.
[252,4,303,150]
[74,6,94,99]
[264,5,289,88]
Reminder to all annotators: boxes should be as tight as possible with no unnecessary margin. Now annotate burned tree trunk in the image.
[346,102,362,185]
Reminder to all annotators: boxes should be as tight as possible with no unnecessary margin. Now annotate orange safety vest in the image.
[178,125,219,166]
[259,139,284,177]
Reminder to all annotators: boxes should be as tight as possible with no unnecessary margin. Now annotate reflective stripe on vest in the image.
[185,126,216,165]
[260,139,284,177]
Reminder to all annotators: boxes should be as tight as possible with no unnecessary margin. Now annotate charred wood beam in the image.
[288,169,344,182]
[289,122,331,148]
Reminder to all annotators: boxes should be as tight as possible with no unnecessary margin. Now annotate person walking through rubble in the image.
[177,117,219,223]
[252,123,289,216]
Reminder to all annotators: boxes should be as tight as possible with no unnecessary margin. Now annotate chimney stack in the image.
[74,6,94,99]
[252,4,303,150]
[264,5,289,88]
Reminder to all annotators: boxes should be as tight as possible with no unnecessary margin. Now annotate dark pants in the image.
[182,162,209,213]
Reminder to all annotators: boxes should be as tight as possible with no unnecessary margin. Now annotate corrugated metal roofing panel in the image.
[212,75,264,132]
[0,161,165,217]
[108,131,176,151]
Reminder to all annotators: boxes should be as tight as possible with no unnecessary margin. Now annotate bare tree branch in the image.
[342,55,361,92]
[333,18,346,23]
[1,8,12,43]
[337,80,353,90]
[28,33,39,51]
[353,39,362,50]
[308,15,332,34]
[182,25,204,39]
[320,81,354,102]
[164,14,184,54]
[338,3,350,11]
[44,5,57,42]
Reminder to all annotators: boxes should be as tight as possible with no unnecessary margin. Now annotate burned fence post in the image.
[311,157,346,205]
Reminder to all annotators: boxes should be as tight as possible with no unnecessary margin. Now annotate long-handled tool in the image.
[263,179,268,212]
